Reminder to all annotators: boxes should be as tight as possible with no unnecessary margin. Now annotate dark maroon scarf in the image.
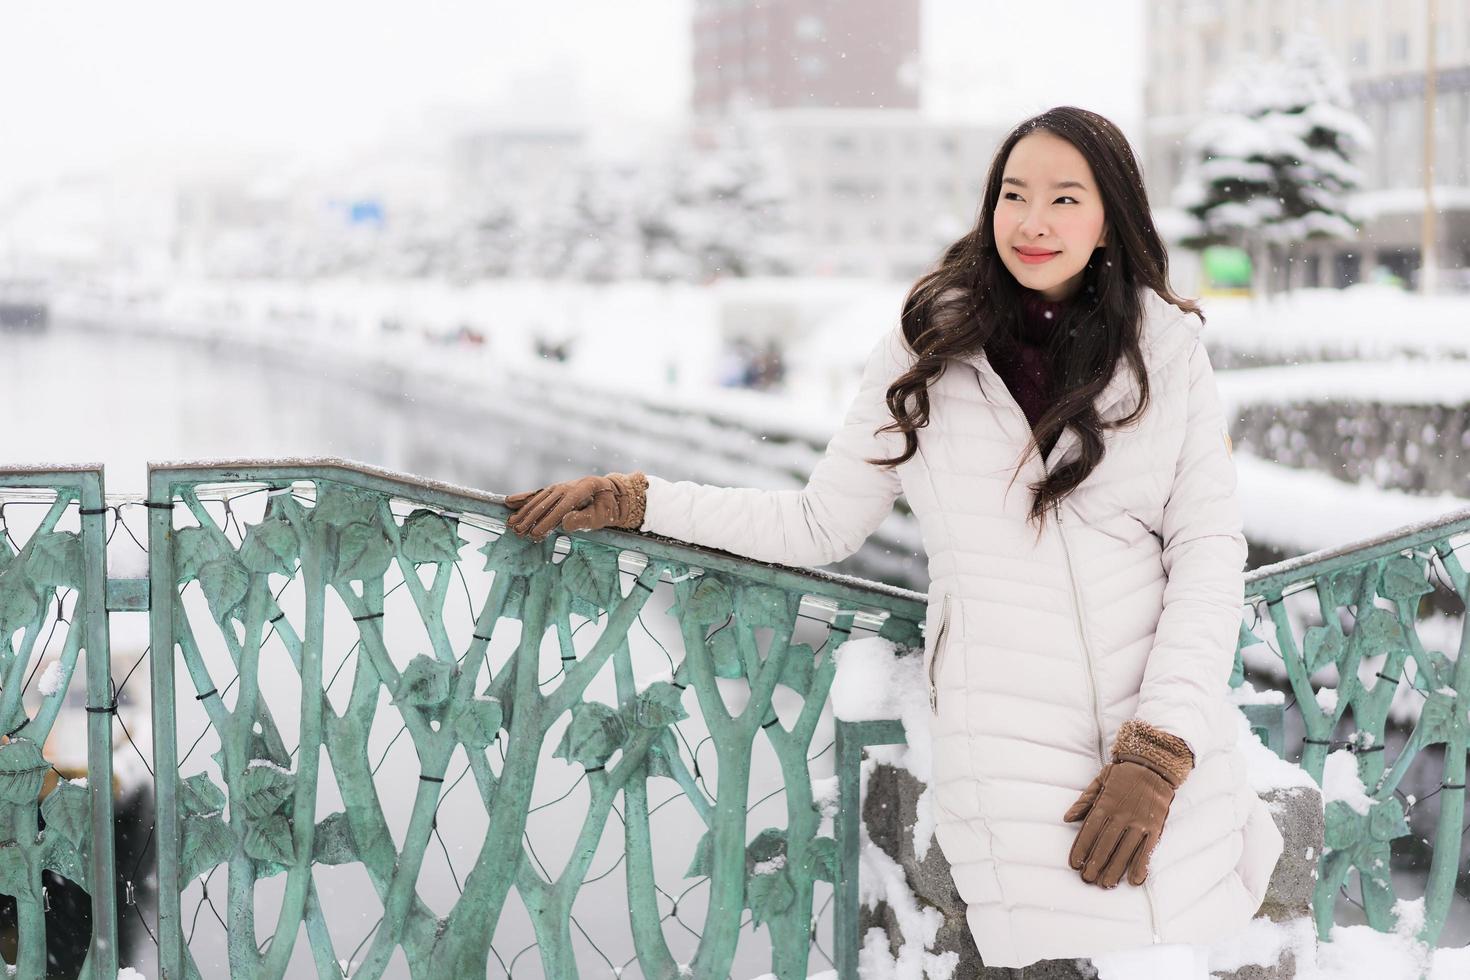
[986,289,1070,460]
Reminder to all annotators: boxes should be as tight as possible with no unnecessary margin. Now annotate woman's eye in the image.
[1002,192,1077,204]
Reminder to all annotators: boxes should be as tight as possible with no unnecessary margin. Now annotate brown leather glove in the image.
[1062,718,1195,888]
[503,471,648,542]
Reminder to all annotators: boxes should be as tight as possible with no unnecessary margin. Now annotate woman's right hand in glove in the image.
[503,471,648,542]
[1061,718,1194,889]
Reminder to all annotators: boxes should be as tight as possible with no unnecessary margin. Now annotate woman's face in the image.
[992,131,1108,302]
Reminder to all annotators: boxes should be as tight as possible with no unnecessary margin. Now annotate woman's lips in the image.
[1015,248,1059,264]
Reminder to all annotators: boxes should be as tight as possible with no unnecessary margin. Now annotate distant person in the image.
[716,338,758,388]
[738,339,784,391]
[502,106,1280,979]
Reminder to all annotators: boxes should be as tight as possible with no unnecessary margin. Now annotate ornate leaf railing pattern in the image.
[145,460,925,980]
[0,468,118,979]
[4,461,1467,977]
[1238,506,1470,948]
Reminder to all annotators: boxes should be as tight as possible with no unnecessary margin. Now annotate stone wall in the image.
[1231,400,1470,498]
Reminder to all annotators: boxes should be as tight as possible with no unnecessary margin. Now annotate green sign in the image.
[1203,245,1252,288]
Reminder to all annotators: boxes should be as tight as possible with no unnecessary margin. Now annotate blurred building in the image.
[173,179,298,277]
[449,126,587,213]
[691,0,996,280]
[738,109,1002,279]
[691,0,921,114]
[174,147,458,279]
[1144,0,1470,290]
[0,173,176,278]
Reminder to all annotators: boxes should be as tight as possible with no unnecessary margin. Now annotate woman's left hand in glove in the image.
[503,471,648,542]
[1061,718,1195,889]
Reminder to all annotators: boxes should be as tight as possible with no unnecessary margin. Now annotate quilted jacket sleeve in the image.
[1130,337,1247,761]
[638,324,913,567]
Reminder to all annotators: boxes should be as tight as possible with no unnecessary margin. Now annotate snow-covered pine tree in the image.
[445,192,523,282]
[503,113,798,283]
[518,162,626,281]
[1174,29,1372,298]
[638,114,799,282]
[555,162,644,282]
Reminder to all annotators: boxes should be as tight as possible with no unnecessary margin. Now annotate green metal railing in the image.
[1239,506,1470,947]
[0,461,1465,978]
[141,460,926,980]
[0,467,118,979]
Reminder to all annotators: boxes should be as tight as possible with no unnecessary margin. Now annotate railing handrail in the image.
[145,455,929,610]
[18,452,1470,621]
[1244,501,1470,600]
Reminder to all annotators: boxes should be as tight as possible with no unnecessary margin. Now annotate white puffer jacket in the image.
[639,286,1284,968]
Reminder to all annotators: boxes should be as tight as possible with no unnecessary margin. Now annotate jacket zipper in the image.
[1055,506,1164,943]
[927,592,951,713]
[970,361,1165,941]
[1054,508,1106,763]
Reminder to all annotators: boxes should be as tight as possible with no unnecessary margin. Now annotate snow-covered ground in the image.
[1233,450,1470,562]
[1200,285,1470,363]
[1217,359,1470,411]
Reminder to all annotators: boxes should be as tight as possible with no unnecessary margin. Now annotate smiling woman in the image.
[500,104,1280,975]
[880,105,1186,530]
[994,131,1110,302]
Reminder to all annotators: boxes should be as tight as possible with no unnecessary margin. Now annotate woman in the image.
[503,106,1284,979]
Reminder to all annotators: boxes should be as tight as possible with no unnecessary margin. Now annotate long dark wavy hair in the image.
[865,105,1203,537]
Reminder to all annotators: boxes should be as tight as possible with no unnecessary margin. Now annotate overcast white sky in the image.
[0,0,1144,196]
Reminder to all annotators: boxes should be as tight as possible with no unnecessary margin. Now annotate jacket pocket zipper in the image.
[927,592,951,713]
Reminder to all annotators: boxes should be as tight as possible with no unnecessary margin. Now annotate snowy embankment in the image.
[1217,360,1470,410]
[1200,285,1470,364]
[1202,287,1470,732]
[54,277,927,569]
[55,276,1470,570]
[1202,285,1470,554]
[828,634,1470,980]
[1231,449,1470,561]
[58,276,1470,557]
